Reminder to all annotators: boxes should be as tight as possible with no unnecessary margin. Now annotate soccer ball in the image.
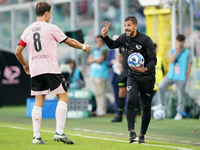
[127,53,144,68]
[153,109,165,120]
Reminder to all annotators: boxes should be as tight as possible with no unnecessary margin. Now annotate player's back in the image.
[21,21,67,77]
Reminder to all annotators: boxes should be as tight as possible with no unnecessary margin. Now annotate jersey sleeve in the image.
[18,39,27,47]
[18,29,28,47]
[53,25,68,43]
[144,36,157,71]
[20,29,28,44]
[102,34,123,49]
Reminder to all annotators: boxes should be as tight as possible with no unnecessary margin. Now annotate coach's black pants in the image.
[126,74,155,135]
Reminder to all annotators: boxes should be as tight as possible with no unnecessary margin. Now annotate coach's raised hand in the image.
[83,41,91,54]
[101,21,110,37]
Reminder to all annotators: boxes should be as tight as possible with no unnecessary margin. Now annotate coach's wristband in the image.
[82,44,86,50]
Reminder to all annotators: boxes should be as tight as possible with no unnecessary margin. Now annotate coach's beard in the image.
[125,30,135,37]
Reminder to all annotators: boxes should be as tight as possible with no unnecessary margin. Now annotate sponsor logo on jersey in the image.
[2,66,21,84]
[135,45,142,50]
[127,86,132,91]
[32,54,49,60]
[146,93,151,97]
[125,49,135,55]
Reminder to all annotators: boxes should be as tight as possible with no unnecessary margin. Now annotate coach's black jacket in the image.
[102,30,157,77]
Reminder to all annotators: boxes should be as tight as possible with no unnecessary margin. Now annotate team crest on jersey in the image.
[125,48,135,55]
[135,45,142,50]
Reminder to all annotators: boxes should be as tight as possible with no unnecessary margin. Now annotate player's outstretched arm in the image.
[64,38,91,54]
[101,21,110,38]
[15,45,30,75]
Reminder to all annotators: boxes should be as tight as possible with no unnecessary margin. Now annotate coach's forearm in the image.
[146,60,156,72]
[102,36,120,49]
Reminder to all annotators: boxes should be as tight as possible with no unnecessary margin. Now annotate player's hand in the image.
[130,64,145,73]
[83,41,91,54]
[23,64,30,75]
[101,21,110,38]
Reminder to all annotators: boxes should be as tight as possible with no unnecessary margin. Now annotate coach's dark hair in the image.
[176,34,185,41]
[124,16,138,25]
[154,43,157,48]
[35,1,51,17]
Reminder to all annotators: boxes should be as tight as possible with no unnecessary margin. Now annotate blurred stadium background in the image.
[0,0,200,109]
[1,0,200,149]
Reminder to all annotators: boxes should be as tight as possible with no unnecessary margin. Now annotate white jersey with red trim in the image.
[20,21,67,77]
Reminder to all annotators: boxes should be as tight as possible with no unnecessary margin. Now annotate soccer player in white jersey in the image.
[15,1,91,145]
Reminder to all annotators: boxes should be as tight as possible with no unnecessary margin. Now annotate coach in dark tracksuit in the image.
[101,16,156,144]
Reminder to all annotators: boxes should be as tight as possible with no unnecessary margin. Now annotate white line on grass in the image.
[194,142,200,145]
[180,141,192,143]
[73,128,125,135]
[150,126,169,128]
[72,128,170,140]
[0,124,193,150]
[73,127,200,145]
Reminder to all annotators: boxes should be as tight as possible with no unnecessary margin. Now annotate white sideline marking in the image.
[180,141,192,143]
[0,124,193,150]
[146,136,166,140]
[194,142,200,145]
[73,128,125,136]
[73,128,200,145]
[150,126,169,128]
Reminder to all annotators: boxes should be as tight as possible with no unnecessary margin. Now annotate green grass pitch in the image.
[0,106,200,150]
